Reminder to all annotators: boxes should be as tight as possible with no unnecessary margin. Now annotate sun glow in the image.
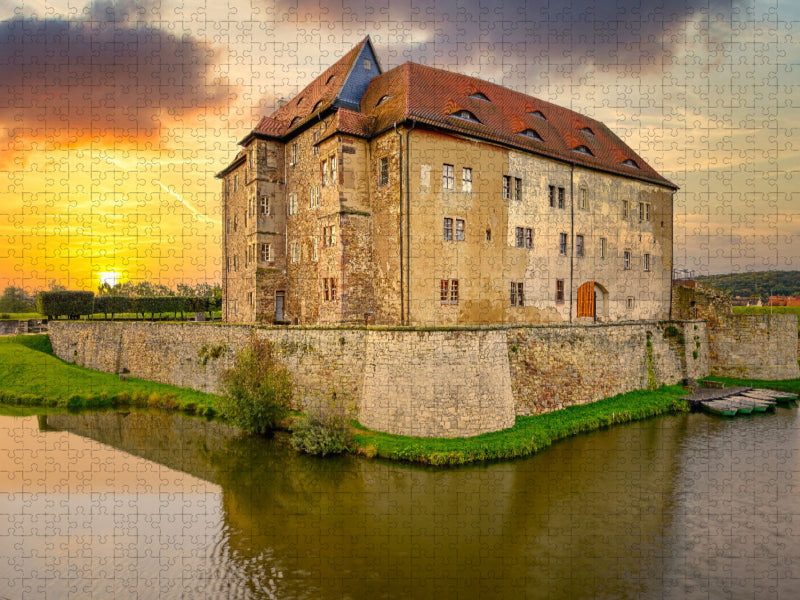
[99,271,121,287]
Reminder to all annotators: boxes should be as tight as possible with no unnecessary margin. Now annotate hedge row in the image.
[36,291,221,319]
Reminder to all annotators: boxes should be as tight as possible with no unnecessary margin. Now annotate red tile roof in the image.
[361,62,676,189]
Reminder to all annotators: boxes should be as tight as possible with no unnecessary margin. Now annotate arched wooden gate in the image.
[577,281,596,318]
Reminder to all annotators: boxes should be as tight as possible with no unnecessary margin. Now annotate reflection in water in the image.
[1,408,799,598]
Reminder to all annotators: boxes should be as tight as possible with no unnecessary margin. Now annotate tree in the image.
[0,287,35,313]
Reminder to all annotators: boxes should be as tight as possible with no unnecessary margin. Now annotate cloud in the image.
[0,1,233,161]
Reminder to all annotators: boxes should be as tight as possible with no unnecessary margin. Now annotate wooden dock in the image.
[684,385,797,417]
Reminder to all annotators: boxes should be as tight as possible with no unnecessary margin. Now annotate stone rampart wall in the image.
[47,317,797,437]
[708,314,800,380]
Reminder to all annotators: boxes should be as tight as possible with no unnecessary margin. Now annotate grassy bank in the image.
[0,335,221,415]
[703,373,800,397]
[351,386,690,466]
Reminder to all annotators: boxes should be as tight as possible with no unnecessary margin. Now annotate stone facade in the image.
[218,39,677,327]
[49,318,791,438]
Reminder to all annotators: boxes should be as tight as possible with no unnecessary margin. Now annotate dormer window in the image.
[313,100,324,112]
[325,74,336,85]
[363,59,372,70]
[581,127,595,136]
[290,116,300,128]
[622,158,640,168]
[518,129,544,142]
[375,95,392,107]
[450,110,482,124]
[573,145,594,156]
[529,110,547,120]
[297,96,305,105]
[469,92,490,102]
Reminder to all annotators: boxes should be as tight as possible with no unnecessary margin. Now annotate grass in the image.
[351,386,690,466]
[0,334,221,415]
[732,306,800,337]
[0,312,41,320]
[703,372,800,397]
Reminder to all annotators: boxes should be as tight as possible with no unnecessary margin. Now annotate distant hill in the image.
[694,271,800,299]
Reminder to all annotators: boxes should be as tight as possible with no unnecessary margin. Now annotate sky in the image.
[1,0,798,292]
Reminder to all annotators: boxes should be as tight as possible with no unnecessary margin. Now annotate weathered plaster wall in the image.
[708,314,800,380]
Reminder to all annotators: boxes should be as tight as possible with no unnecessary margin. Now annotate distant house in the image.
[217,37,678,326]
[731,296,763,307]
[768,296,800,307]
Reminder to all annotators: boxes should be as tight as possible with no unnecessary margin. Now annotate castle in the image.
[218,37,677,326]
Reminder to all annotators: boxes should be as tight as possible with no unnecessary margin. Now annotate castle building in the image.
[217,37,677,326]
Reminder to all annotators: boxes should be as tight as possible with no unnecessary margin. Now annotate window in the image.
[622,159,639,168]
[233,215,238,231]
[581,127,595,136]
[530,110,547,120]
[469,92,490,101]
[559,232,568,255]
[260,243,271,262]
[226,218,230,234]
[290,242,300,263]
[455,219,465,241]
[514,177,522,201]
[573,145,594,156]
[233,254,238,271]
[525,228,533,249]
[556,279,565,303]
[624,250,631,270]
[443,217,453,241]
[234,175,238,192]
[312,236,318,261]
[502,176,511,199]
[549,185,556,208]
[515,227,524,248]
[249,150,255,169]
[322,160,328,186]
[312,131,319,155]
[462,167,472,193]
[440,279,459,304]
[323,225,337,247]
[248,291,253,308]
[288,193,298,216]
[644,253,651,271]
[226,256,230,273]
[323,278,338,301]
[486,229,491,242]
[379,157,389,187]
[639,202,651,221]
[375,95,391,107]
[310,185,319,208]
[626,297,635,310]
[579,188,588,210]
[330,155,338,183]
[291,143,297,166]
[442,164,454,190]
[576,234,584,257]
[450,110,481,123]
[558,187,565,209]
[519,129,543,141]
[600,237,607,259]
[260,195,270,215]
[510,282,524,306]
[363,58,371,70]
[622,200,629,219]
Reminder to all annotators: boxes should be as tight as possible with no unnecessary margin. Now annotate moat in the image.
[2,408,799,599]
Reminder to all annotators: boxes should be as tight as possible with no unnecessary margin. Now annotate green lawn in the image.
[0,312,42,320]
[352,386,690,466]
[0,334,221,415]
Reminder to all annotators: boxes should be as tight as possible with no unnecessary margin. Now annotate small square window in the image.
[624,250,631,270]
[502,176,511,200]
[510,282,524,306]
[558,187,565,209]
[559,232,568,255]
[363,58,371,70]
[556,279,565,303]
[486,229,491,242]
[600,237,607,259]
[525,228,533,249]
[576,234,584,258]
[379,157,389,187]
[626,297,635,310]
[260,243,271,262]
[549,185,556,208]
[515,227,524,248]
[514,178,522,201]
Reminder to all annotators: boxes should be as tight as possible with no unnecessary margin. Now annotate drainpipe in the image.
[395,123,404,325]
[405,119,416,326]
[569,163,574,324]
[669,191,674,321]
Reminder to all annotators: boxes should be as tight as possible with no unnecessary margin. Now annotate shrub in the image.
[291,401,351,456]
[219,338,291,434]
[36,291,94,319]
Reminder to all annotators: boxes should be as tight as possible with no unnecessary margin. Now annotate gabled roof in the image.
[361,62,676,189]
[239,37,378,145]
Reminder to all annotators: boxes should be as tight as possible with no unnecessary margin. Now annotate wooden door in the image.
[577,282,595,318]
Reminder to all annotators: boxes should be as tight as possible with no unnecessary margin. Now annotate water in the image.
[2,408,800,599]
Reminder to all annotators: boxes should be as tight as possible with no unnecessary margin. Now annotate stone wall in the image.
[708,314,800,380]
[47,317,796,438]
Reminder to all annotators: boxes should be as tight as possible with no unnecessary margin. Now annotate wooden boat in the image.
[702,400,737,417]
